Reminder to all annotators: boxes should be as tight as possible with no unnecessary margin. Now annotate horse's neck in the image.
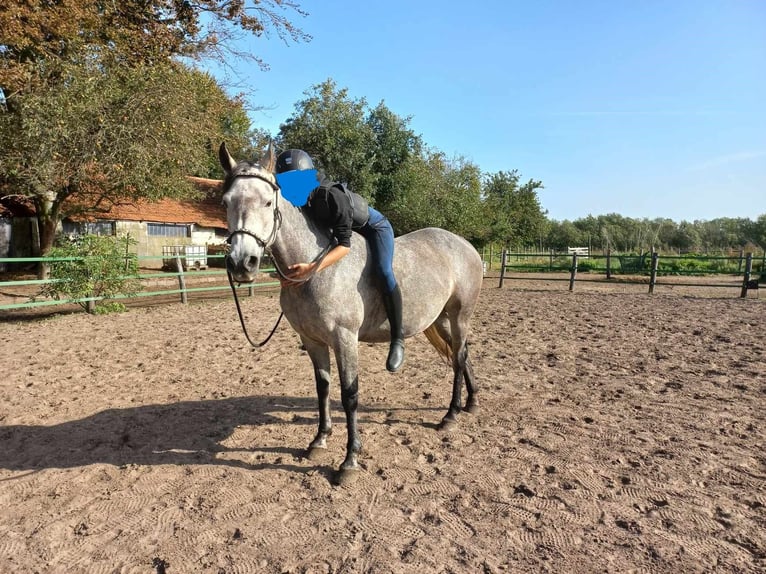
[270,202,332,267]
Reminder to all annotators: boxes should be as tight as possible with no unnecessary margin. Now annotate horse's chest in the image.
[281,290,364,341]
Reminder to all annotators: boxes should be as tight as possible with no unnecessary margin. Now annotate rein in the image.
[226,264,284,348]
[224,168,332,348]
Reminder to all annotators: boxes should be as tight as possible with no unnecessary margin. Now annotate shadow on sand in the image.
[0,395,443,476]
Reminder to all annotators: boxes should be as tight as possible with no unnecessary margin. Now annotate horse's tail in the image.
[424,324,452,365]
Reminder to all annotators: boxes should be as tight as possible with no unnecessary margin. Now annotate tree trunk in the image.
[34,193,60,279]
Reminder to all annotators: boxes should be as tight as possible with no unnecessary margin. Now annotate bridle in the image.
[225,170,283,252]
[223,166,331,348]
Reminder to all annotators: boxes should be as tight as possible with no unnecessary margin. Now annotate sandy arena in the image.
[1,281,764,573]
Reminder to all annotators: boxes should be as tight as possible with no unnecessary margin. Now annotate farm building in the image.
[0,177,227,269]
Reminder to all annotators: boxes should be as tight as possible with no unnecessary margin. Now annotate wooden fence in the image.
[496,250,762,298]
[0,253,277,314]
[3,249,764,316]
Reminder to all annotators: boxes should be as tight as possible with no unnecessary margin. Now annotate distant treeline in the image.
[542,214,766,254]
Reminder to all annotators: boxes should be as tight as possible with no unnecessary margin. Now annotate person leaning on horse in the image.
[274,149,405,373]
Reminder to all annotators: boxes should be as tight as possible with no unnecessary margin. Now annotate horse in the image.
[219,143,484,484]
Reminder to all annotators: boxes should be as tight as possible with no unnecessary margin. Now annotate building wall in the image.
[115,221,226,269]
[1,217,226,271]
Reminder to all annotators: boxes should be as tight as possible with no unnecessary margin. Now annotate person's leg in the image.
[361,210,404,372]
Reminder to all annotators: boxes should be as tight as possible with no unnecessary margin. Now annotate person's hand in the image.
[279,262,316,288]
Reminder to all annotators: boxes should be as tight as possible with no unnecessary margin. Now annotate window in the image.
[84,221,116,236]
[147,223,190,238]
[62,220,116,236]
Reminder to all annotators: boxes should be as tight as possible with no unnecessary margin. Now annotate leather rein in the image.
[223,169,329,348]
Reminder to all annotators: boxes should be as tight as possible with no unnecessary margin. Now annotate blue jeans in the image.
[357,207,397,293]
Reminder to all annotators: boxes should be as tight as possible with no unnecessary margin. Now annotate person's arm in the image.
[280,244,350,287]
[281,186,353,287]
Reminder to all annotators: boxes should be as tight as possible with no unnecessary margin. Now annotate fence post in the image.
[648,252,659,294]
[498,249,507,288]
[175,255,188,304]
[606,249,612,280]
[569,254,578,291]
[740,253,753,298]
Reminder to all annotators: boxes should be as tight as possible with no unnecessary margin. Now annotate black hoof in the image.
[305,447,328,461]
[335,467,359,486]
[463,402,479,415]
[438,417,458,432]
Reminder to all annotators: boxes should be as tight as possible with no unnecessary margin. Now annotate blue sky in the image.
[204,1,765,222]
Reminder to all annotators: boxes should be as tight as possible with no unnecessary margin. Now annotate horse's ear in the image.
[261,142,276,173]
[219,142,237,175]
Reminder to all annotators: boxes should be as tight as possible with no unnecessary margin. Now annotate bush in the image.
[576,259,599,273]
[41,235,141,313]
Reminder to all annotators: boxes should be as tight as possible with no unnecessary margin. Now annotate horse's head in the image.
[219,142,280,283]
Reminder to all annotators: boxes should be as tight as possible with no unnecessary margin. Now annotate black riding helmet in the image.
[276,149,314,174]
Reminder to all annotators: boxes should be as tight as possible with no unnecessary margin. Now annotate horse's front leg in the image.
[334,330,362,485]
[302,339,333,459]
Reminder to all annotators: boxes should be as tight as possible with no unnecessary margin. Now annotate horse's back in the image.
[395,227,482,288]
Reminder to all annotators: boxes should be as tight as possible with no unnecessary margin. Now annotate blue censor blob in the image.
[277,169,319,207]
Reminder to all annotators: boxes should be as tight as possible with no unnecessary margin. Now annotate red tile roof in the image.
[2,178,227,227]
[71,177,227,228]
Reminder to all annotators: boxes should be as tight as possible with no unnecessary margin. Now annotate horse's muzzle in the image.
[225,254,259,283]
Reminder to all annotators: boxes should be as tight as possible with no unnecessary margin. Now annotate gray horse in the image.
[220,143,483,484]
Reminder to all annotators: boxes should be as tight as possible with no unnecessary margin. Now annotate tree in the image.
[0,59,249,258]
[483,170,546,248]
[366,102,423,208]
[546,220,586,252]
[278,79,378,200]
[670,221,702,253]
[0,0,310,96]
[1,0,309,269]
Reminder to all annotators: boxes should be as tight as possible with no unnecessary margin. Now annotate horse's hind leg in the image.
[440,342,469,430]
[428,316,475,430]
[462,354,478,414]
[302,339,333,459]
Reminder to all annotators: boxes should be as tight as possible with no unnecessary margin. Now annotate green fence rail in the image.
[496,250,764,297]
[0,253,278,312]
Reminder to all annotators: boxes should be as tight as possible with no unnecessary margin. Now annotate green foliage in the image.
[546,214,766,255]
[93,302,129,315]
[0,58,252,254]
[576,259,599,273]
[483,170,547,248]
[41,235,141,313]
[0,0,310,95]
[278,79,378,200]
[277,79,508,242]
[1,0,305,258]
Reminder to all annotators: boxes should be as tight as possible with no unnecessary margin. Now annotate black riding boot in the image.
[382,285,405,372]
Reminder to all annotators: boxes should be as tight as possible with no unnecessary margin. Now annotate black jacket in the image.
[306,180,369,248]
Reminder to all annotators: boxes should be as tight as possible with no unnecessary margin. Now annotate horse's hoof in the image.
[463,402,479,415]
[438,417,458,432]
[305,447,327,461]
[335,467,359,487]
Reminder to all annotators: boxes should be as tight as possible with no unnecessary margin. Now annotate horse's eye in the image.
[265,200,272,208]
